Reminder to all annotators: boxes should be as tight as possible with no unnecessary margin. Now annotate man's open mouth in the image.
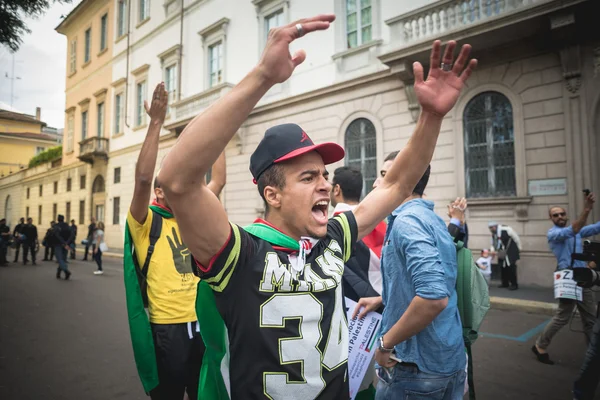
[311,200,329,224]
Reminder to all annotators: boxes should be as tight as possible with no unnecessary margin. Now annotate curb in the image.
[490,296,557,316]
[103,252,124,259]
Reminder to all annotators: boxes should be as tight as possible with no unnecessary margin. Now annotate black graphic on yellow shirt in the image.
[166,228,193,274]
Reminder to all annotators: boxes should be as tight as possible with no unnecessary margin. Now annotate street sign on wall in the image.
[528,178,568,196]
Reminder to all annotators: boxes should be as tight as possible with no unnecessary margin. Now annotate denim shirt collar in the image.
[391,198,435,217]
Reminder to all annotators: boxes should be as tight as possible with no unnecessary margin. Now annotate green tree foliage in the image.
[0,0,72,52]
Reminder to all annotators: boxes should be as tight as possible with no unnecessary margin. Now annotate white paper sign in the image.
[345,297,382,400]
[553,270,583,301]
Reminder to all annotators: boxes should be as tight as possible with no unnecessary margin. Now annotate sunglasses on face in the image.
[552,212,566,218]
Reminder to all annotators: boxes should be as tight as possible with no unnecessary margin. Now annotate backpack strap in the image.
[142,210,163,278]
[135,210,162,308]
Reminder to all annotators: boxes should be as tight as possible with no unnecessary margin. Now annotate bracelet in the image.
[379,336,394,353]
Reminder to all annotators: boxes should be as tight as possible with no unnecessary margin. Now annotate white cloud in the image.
[0,1,80,129]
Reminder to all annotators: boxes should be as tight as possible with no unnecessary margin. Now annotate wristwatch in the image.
[378,336,394,353]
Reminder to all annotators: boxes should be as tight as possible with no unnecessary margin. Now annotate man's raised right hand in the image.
[256,14,335,86]
[584,192,596,211]
[144,82,168,125]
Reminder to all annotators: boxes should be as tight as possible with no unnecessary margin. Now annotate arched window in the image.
[464,91,516,198]
[92,175,105,193]
[344,118,377,197]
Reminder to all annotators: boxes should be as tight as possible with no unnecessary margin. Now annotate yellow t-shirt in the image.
[127,210,199,324]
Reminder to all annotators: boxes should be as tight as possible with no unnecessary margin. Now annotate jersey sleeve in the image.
[327,211,359,263]
[192,223,256,293]
[126,209,152,247]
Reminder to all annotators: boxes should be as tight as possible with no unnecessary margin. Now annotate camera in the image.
[572,240,600,288]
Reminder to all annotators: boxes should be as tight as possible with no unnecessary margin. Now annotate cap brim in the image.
[274,142,345,165]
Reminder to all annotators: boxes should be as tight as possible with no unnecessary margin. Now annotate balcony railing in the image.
[387,0,554,45]
[79,137,109,163]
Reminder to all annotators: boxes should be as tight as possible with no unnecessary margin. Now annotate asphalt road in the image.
[0,256,595,400]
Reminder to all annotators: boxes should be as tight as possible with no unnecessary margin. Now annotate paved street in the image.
[0,256,595,400]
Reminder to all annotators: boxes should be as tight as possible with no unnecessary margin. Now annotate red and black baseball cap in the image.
[250,124,345,183]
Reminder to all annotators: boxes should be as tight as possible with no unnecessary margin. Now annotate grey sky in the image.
[0,1,80,129]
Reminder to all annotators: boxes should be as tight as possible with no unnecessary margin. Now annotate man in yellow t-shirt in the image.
[128,83,226,400]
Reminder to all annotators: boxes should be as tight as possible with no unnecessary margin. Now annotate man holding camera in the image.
[532,192,599,365]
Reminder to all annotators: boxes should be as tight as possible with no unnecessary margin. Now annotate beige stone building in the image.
[1,0,598,286]
[0,0,114,237]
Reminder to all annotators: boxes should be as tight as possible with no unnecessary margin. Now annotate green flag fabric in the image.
[194,222,299,400]
[123,220,159,393]
[122,204,174,394]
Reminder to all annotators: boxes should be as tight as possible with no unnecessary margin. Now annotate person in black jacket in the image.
[0,218,10,266]
[43,221,56,261]
[54,215,74,280]
[69,220,78,259]
[489,221,522,290]
[329,167,383,309]
[12,217,25,262]
[21,218,38,265]
[82,217,96,261]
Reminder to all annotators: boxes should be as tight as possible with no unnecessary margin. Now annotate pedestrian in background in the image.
[92,222,105,275]
[22,218,38,265]
[533,192,599,366]
[43,221,56,261]
[83,217,96,261]
[489,221,521,290]
[476,249,493,285]
[70,219,78,260]
[12,217,25,263]
[54,215,73,280]
[0,218,10,266]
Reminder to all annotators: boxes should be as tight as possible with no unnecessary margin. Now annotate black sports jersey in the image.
[194,212,358,399]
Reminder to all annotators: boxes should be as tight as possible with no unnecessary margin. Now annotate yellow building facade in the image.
[0,109,57,177]
[0,0,113,233]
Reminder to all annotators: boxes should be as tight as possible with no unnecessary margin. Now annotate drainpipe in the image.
[178,1,184,102]
[124,0,132,128]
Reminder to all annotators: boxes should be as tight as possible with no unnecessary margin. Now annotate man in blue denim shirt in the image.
[533,192,599,365]
[374,163,465,400]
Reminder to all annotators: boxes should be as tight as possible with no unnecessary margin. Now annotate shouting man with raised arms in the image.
[159,14,477,400]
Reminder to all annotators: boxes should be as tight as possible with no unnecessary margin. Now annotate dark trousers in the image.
[13,241,22,261]
[44,245,54,261]
[148,322,205,400]
[94,249,102,271]
[22,242,36,264]
[0,241,7,265]
[83,239,95,260]
[500,260,518,287]
[574,313,600,400]
[70,244,76,259]
[55,246,69,275]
